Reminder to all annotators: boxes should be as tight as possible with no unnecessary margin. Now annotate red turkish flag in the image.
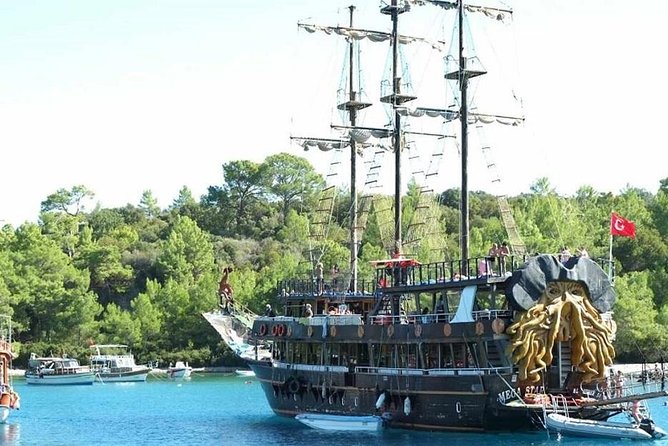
[610,213,636,238]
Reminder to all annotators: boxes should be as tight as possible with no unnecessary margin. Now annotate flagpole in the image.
[608,231,613,279]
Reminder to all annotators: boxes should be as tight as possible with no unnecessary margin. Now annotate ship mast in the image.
[337,5,372,292]
[347,5,359,292]
[381,0,414,256]
[458,0,470,262]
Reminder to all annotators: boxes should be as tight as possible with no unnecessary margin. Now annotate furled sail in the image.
[298,24,446,51]
[396,107,523,126]
[418,0,513,23]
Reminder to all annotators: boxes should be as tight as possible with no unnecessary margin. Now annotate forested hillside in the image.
[1,153,667,366]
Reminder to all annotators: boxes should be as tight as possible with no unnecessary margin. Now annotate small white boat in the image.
[25,354,95,385]
[234,369,255,377]
[89,344,151,383]
[295,413,383,432]
[167,361,192,380]
[546,413,661,440]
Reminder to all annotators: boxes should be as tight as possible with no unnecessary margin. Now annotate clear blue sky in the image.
[1,0,666,226]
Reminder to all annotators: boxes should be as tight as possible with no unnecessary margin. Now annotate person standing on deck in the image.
[487,243,499,275]
[498,242,510,275]
[315,262,324,295]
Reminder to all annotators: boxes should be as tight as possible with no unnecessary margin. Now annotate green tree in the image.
[612,271,665,361]
[8,224,101,343]
[263,153,324,226]
[139,190,161,218]
[98,303,141,346]
[40,185,95,216]
[156,216,215,283]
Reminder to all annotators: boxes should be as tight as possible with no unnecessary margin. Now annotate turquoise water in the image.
[3,374,668,445]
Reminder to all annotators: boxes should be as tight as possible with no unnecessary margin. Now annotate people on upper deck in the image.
[576,246,589,258]
[264,304,276,317]
[303,303,313,318]
[498,242,510,274]
[487,243,499,274]
[436,296,446,322]
[315,262,324,295]
[559,246,572,263]
[331,264,339,288]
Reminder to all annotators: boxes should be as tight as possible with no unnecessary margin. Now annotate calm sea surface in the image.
[3,373,668,445]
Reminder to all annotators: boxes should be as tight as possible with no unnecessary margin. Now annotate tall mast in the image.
[458,0,469,262]
[336,5,372,292]
[381,0,414,256]
[347,5,359,292]
[391,0,402,256]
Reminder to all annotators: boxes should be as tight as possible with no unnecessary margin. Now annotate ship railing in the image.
[374,255,526,288]
[276,278,377,298]
[369,309,513,325]
[374,254,616,289]
[274,361,348,373]
[355,366,512,376]
[308,315,363,326]
[255,315,364,326]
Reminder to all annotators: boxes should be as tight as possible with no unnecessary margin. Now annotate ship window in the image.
[307,343,322,365]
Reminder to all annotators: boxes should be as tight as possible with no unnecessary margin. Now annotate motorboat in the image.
[167,361,192,380]
[89,344,151,383]
[295,413,383,432]
[25,353,95,385]
[546,413,666,440]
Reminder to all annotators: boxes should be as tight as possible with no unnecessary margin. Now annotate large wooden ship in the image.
[204,0,666,433]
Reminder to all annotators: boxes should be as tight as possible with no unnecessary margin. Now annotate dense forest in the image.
[1,152,667,367]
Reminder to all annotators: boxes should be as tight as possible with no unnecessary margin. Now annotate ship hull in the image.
[248,360,556,431]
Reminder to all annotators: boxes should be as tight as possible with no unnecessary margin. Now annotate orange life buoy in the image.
[443,323,452,337]
[330,325,337,337]
[272,325,278,336]
[259,324,267,336]
[278,324,286,336]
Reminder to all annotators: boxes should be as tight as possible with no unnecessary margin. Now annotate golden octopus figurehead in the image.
[506,254,617,384]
